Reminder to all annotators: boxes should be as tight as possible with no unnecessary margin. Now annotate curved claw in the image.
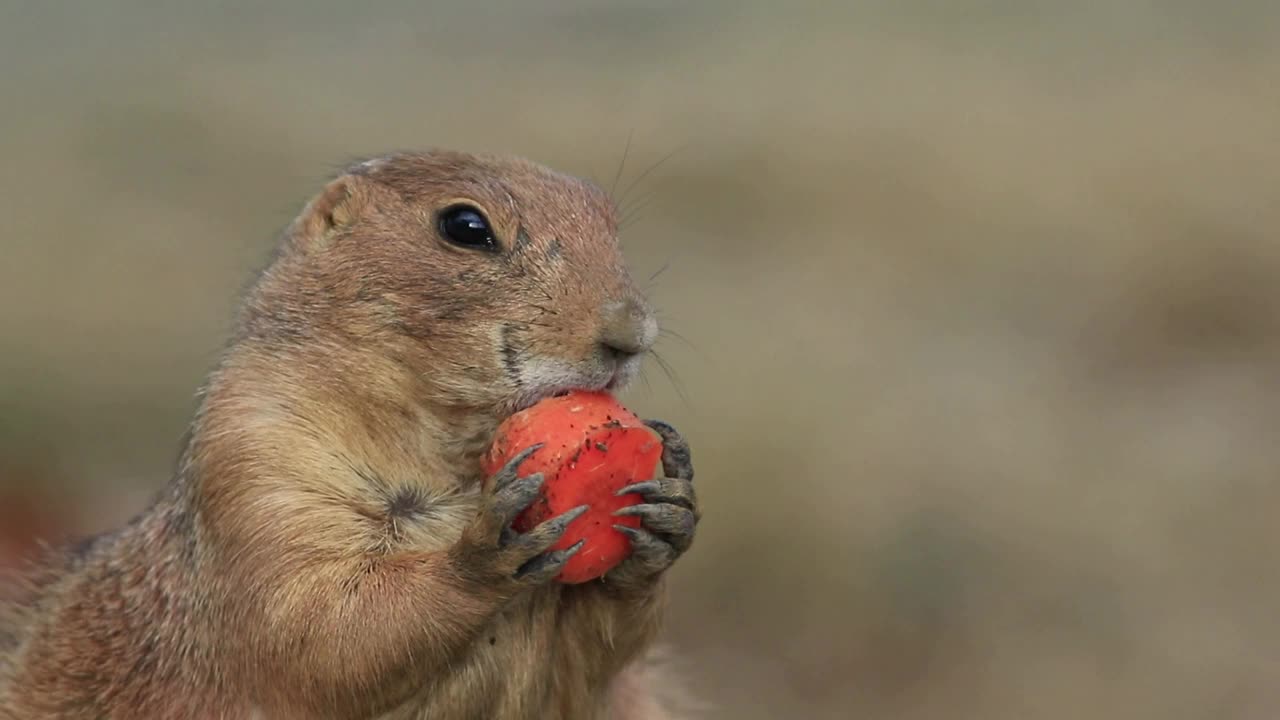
[491,443,545,491]
[514,504,589,553]
[614,524,676,565]
[494,473,545,539]
[614,503,696,535]
[642,419,693,482]
[515,539,585,583]
[616,477,696,510]
[614,503,697,552]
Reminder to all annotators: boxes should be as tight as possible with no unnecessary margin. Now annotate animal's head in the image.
[245,150,656,414]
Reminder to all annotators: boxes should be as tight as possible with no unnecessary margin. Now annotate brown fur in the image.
[0,151,693,719]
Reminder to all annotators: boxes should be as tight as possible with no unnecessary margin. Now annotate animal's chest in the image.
[380,589,607,720]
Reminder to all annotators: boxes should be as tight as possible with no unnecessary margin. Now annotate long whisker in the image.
[616,143,686,210]
[647,260,671,285]
[645,253,689,293]
[658,326,696,351]
[619,184,657,218]
[609,131,634,200]
[649,348,690,407]
[636,366,653,396]
[619,194,658,231]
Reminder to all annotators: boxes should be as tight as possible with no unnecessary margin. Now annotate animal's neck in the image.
[196,336,500,489]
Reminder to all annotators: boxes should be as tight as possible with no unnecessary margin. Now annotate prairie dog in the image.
[0,150,700,719]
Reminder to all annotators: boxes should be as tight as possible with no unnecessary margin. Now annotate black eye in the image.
[438,205,497,250]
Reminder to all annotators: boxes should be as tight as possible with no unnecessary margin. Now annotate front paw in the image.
[452,445,588,593]
[604,420,699,588]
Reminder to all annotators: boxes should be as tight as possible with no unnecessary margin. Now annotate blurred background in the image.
[3,1,1279,718]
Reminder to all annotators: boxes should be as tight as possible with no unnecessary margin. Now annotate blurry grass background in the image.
[3,1,1280,718]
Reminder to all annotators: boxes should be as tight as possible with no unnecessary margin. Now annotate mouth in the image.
[518,378,611,413]
[511,360,635,414]
[545,370,622,397]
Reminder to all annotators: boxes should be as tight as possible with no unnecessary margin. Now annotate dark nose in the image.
[598,298,657,359]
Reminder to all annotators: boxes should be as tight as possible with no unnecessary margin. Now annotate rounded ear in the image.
[286,175,369,251]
